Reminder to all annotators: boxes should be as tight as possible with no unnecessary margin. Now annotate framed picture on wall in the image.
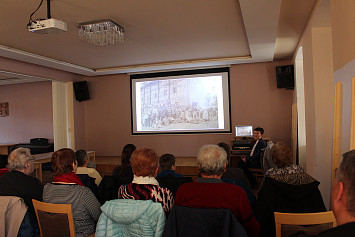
[0,102,9,117]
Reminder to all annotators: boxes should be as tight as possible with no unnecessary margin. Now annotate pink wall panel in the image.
[0,81,53,144]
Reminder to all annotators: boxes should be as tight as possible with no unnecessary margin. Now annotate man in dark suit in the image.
[239,127,267,187]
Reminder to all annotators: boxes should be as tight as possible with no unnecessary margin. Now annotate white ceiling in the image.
[0,0,316,82]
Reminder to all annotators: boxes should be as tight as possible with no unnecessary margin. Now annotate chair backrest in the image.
[76,173,98,195]
[163,205,247,237]
[156,176,193,198]
[274,211,337,237]
[96,175,132,204]
[32,199,75,237]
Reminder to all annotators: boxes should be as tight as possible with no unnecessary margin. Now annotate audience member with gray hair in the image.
[314,150,355,236]
[0,148,43,218]
[175,144,260,237]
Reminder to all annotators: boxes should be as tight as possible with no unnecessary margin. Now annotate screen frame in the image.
[130,67,232,135]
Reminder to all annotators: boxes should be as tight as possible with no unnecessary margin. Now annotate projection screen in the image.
[130,67,231,135]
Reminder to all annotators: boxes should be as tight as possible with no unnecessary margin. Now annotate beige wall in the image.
[331,0,355,71]
[293,0,355,209]
[83,60,293,156]
[332,0,355,155]
[293,0,334,209]
[0,81,53,144]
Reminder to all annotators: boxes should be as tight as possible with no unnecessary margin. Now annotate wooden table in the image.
[33,151,96,182]
[0,144,17,155]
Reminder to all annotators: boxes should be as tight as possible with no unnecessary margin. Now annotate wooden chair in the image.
[274,211,337,237]
[248,168,264,184]
[32,199,76,237]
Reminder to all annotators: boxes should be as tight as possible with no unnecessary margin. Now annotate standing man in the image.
[0,148,43,218]
[315,150,355,236]
[239,127,267,187]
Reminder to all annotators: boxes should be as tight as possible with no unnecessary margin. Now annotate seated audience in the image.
[0,148,43,219]
[218,142,251,187]
[0,154,9,176]
[239,127,267,187]
[43,148,101,237]
[118,148,174,216]
[314,150,355,236]
[261,141,276,172]
[112,144,136,180]
[175,144,260,237]
[75,149,102,186]
[157,153,184,177]
[254,142,326,237]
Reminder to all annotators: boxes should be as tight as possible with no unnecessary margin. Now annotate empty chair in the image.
[274,211,337,237]
[32,199,75,237]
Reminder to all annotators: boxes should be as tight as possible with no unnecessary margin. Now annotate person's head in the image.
[270,142,292,168]
[197,144,227,176]
[51,148,76,176]
[253,127,264,140]
[75,150,88,167]
[8,148,34,175]
[159,154,176,171]
[332,150,355,223]
[0,155,8,169]
[121,144,136,167]
[217,142,231,163]
[131,148,159,177]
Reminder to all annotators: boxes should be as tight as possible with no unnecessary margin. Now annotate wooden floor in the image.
[96,156,199,177]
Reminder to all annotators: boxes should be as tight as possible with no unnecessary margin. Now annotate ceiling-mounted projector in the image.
[27,19,67,34]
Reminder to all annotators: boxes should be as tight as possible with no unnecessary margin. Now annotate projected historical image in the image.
[137,76,222,131]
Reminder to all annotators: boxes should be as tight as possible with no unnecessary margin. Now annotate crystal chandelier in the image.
[78,19,124,46]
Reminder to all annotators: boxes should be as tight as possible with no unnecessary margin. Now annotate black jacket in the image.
[255,173,326,237]
[163,205,247,237]
[0,170,43,217]
[247,138,267,168]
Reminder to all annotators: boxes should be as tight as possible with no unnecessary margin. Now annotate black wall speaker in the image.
[73,81,90,102]
[276,65,294,89]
